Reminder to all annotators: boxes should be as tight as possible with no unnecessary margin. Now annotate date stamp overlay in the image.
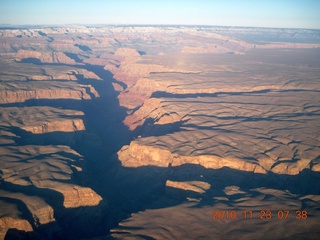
[212,210,308,220]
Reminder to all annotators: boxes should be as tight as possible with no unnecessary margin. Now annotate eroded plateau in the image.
[0,26,319,239]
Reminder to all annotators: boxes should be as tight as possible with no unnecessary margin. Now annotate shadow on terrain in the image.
[74,44,92,52]
[1,60,134,239]
[98,161,320,240]
[0,98,84,110]
[151,90,272,99]
[64,52,83,63]
[133,118,185,138]
[1,180,111,239]
[105,163,320,209]
[151,89,320,99]
[4,228,41,240]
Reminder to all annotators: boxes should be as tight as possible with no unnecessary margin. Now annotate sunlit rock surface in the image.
[0,107,85,134]
[0,81,99,104]
[0,145,101,206]
[16,50,77,65]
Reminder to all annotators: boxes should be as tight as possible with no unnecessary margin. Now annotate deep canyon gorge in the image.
[0,26,319,239]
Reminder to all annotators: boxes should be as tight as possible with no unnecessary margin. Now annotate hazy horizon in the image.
[1,0,320,29]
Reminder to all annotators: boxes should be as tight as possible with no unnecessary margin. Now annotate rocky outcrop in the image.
[166,180,211,194]
[30,180,102,208]
[0,63,101,81]
[0,82,99,103]
[123,98,181,130]
[113,63,167,88]
[52,184,102,208]
[16,50,76,64]
[118,141,267,174]
[105,48,168,92]
[0,107,85,135]
[103,48,172,110]
[0,217,33,240]
[0,88,91,103]
[165,180,211,199]
[31,68,101,81]
[72,68,101,80]
[22,119,85,134]
[114,48,141,59]
[0,200,33,239]
[0,145,102,208]
[0,190,55,225]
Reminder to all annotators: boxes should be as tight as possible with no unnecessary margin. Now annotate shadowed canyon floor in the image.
[0,26,319,239]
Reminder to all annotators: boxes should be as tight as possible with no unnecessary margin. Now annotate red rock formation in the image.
[32,180,102,208]
[117,141,267,174]
[22,119,85,134]
[165,180,211,199]
[123,98,181,130]
[0,145,103,208]
[0,217,33,239]
[114,48,140,59]
[117,77,168,109]
[59,185,102,208]
[0,82,99,103]
[39,68,101,81]
[102,47,170,108]
[16,50,76,64]
[114,63,167,88]
[0,107,86,135]
[0,190,55,226]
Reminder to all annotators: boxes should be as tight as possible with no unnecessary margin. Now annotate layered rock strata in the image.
[16,50,77,65]
[0,81,99,103]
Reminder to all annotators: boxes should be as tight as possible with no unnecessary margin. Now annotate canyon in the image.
[0,25,319,239]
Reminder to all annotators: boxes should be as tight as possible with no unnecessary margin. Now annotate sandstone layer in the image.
[0,190,55,225]
[0,145,101,207]
[0,106,85,134]
[0,81,99,103]
[16,50,77,65]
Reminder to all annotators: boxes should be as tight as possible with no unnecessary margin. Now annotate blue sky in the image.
[1,0,319,29]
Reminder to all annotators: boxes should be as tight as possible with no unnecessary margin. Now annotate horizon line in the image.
[1,23,320,31]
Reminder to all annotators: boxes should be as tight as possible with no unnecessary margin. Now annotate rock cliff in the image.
[0,145,102,208]
[0,107,86,136]
[118,141,267,174]
[0,217,33,240]
[21,119,85,134]
[0,190,55,225]
[16,50,76,64]
[165,180,211,199]
[0,81,99,103]
[123,98,181,130]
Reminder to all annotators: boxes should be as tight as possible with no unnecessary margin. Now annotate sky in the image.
[0,0,319,29]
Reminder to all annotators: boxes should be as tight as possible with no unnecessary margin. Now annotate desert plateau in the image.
[0,25,319,239]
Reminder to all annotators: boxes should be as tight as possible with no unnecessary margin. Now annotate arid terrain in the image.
[0,25,319,239]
